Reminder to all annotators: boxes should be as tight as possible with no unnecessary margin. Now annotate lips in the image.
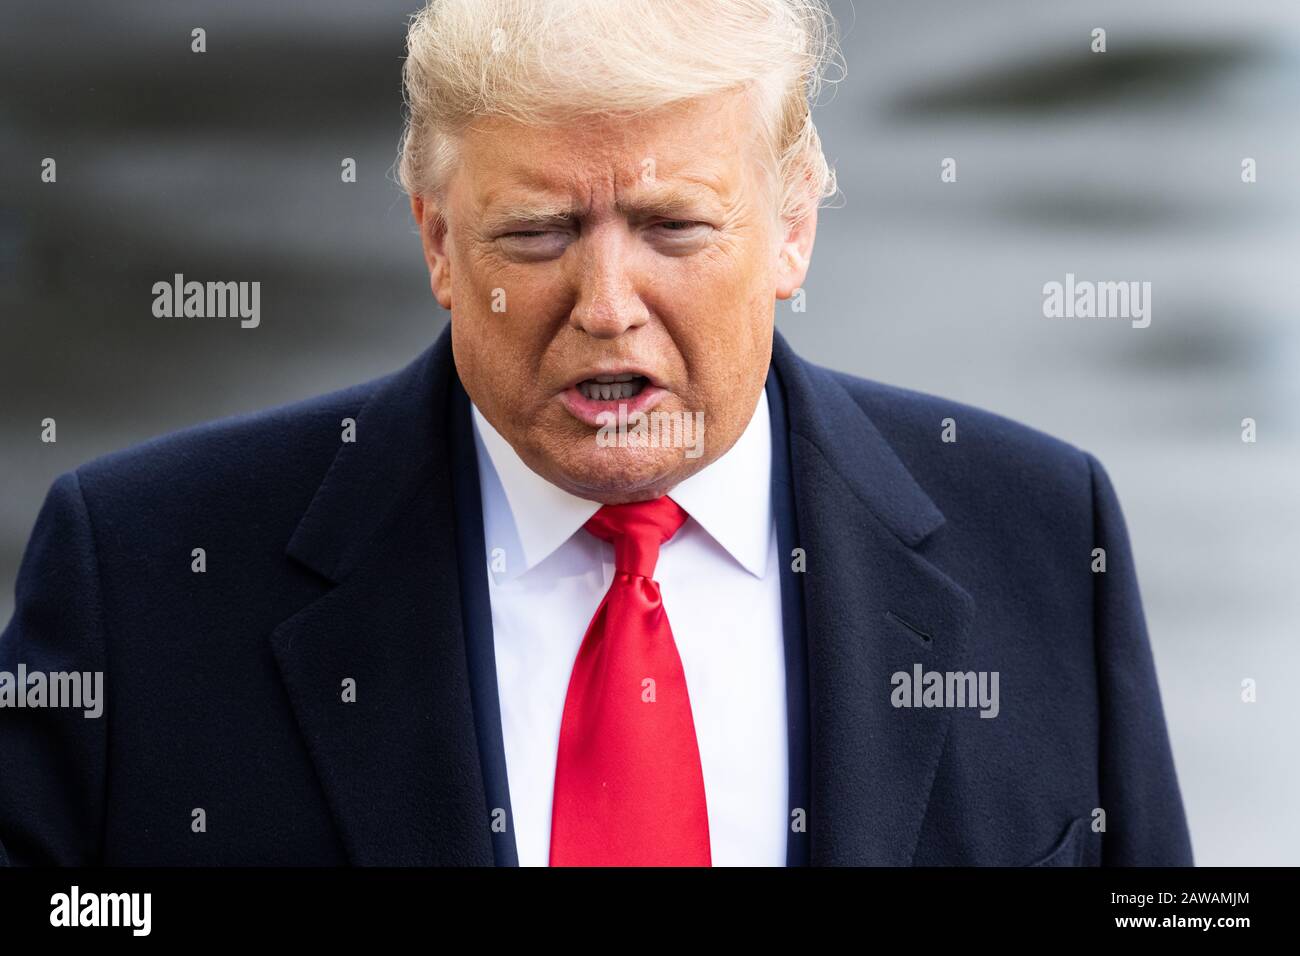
[561,370,667,427]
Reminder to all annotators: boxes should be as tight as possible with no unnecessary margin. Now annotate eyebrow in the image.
[479,202,579,232]
[479,184,723,232]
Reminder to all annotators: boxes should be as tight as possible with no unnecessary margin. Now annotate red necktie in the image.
[549,496,711,866]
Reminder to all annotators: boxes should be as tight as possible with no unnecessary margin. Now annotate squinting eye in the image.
[657,220,699,231]
[496,230,571,261]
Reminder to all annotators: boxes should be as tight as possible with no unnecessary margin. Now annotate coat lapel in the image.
[269,328,495,865]
[772,332,976,865]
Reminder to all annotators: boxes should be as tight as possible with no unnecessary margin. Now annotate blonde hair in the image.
[396,0,842,226]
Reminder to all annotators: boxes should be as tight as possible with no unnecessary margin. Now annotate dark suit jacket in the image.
[0,328,1192,866]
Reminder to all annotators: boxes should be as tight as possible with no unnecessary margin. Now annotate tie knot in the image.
[584,496,689,578]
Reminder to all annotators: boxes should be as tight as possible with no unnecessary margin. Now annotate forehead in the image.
[453,90,766,211]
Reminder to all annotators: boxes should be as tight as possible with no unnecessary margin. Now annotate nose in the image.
[567,224,650,339]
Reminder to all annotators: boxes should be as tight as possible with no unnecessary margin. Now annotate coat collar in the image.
[271,326,974,866]
[770,333,944,547]
[770,332,975,865]
[271,328,496,865]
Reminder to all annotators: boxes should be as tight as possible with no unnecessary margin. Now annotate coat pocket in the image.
[1027,816,1088,867]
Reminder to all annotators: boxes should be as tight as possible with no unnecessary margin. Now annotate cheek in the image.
[649,240,772,384]
[455,250,563,373]
[680,231,772,319]
[455,242,520,318]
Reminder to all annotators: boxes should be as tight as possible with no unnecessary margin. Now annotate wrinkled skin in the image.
[411,89,817,503]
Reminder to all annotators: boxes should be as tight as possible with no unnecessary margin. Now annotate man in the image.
[0,0,1191,866]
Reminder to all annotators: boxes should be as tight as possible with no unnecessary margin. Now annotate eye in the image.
[646,220,712,253]
[495,229,572,261]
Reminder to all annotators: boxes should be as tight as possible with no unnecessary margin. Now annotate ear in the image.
[774,202,817,301]
[410,193,454,311]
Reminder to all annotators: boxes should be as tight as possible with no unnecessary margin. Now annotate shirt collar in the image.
[471,389,773,580]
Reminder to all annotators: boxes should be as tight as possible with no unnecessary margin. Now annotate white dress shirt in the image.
[470,390,788,866]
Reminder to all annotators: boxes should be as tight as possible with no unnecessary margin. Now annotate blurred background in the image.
[1,0,1296,864]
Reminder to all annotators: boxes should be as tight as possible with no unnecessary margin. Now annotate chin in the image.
[547,444,700,504]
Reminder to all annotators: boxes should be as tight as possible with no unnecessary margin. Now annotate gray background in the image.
[1,0,1296,865]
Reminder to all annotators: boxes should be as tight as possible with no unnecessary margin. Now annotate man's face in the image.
[412,89,815,503]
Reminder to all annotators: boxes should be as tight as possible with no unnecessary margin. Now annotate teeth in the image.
[578,377,646,401]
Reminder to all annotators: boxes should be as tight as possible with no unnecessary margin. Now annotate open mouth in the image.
[575,374,649,402]
[561,372,667,427]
